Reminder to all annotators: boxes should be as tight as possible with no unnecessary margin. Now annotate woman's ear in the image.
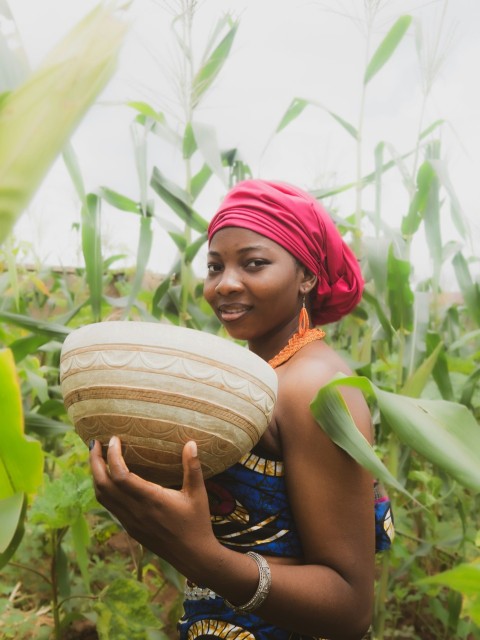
[300,269,317,296]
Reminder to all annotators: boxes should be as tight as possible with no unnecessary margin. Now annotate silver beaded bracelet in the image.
[224,551,272,613]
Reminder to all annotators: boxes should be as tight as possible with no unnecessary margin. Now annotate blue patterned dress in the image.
[178,446,394,639]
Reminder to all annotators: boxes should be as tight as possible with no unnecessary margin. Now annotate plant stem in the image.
[50,530,61,640]
[373,551,391,639]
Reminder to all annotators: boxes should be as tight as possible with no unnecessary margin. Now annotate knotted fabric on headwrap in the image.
[207,179,363,325]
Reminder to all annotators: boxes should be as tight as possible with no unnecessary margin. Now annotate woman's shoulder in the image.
[275,339,372,442]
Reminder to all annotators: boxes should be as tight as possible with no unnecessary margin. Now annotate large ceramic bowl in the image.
[60,321,277,486]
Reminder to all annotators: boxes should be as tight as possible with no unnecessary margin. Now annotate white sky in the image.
[6,0,480,288]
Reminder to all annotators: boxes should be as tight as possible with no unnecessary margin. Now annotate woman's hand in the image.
[89,437,218,579]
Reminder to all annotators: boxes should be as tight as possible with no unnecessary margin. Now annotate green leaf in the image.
[387,244,414,331]
[127,101,166,123]
[312,373,480,492]
[426,332,454,401]
[0,492,24,553]
[191,121,227,185]
[420,563,480,625]
[190,164,213,201]
[0,492,26,568]
[9,334,52,362]
[310,377,413,499]
[275,97,358,139]
[99,187,139,213]
[81,193,103,321]
[95,578,162,639]
[452,252,480,327]
[0,349,44,498]
[192,20,238,107]
[182,121,197,160]
[122,215,153,318]
[364,15,413,85]
[185,233,208,264]
[276,98,309,133]
[0,3,127,245]
[30,467,97,529]
[150,168,208,233]
[0,311,70,340]
[25,412,71,437]
[401,161,436,236]
[401,340,443,398]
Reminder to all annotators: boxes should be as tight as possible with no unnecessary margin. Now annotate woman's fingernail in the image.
[189,440,198,457]
[88,439,96,451]
[109,436,116,447]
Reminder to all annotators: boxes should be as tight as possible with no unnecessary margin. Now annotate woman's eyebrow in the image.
[207,245,268,257]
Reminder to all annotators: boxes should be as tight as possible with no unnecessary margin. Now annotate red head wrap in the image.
[207,179,363,325]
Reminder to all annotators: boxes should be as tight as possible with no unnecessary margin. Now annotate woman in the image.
[90,180,388,639]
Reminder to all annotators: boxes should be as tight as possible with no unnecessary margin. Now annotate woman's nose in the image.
[214,269,243,294]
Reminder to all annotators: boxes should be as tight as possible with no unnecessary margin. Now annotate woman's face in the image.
[203,227,306,348]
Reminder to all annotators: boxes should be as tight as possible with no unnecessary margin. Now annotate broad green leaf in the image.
[0,492,24,553]
[0,0,29,91]
[99,187,139,213]
[420,563,480,625]
[0,492,26,568]
[0,349,44,497]
[312,373,480,492]
[310,377,413,499]
[0,3,127,245]
[192,20,238,107]
[81,193,103,321]
[387,244,414,331]
[364,15,412,85]
[151,168,208,233]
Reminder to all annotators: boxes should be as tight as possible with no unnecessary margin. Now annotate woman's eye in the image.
[207,263,222,274]
[246,259,268,269]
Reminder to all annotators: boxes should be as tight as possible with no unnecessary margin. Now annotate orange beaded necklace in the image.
[268,327,326,369]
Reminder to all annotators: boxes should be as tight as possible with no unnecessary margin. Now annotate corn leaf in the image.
[192,20,238,107]
[122,215,153,318]
[452,252,480,327]
[100,187,139,213]
[311,373,480,492]
[0,349,44,498]
[191,164,213,202]
[191,121,228,186]
[387,244,414,332]
[364,15,412,85]
[426,331,454,401]
[81,193,103,322]
[275,97,358,139]
[0,3,127,245]
[401,340,443,398]
[151,168,208,233]
[0,492,26,568]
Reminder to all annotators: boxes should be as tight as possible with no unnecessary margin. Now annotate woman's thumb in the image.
[182,440,204,494]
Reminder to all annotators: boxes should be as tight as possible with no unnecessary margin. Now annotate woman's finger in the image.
[181,440,205,496]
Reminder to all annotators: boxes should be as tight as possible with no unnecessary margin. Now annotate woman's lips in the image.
[218,305,251,322]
